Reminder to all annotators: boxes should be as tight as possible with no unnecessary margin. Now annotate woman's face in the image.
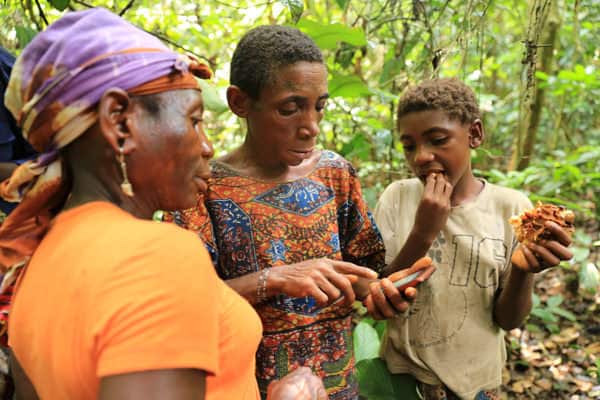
[129,89,213,211]
[245,61,328,167]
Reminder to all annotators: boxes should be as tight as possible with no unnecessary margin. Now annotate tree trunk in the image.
[508,0,552,171]
[517,1,560,170]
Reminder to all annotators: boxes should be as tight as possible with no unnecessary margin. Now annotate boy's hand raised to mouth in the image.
[412,173,453,243]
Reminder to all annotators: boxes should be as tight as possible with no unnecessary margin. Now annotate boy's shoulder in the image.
[378,178,422,208]
[483,181,532,207]
[382,178,422,196]
[478,181,533,221]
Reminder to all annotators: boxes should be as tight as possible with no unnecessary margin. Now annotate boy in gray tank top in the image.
[374,78,573,399]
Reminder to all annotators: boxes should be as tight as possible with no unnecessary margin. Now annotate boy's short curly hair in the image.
[397,78,481,125]
[230,25,324,99]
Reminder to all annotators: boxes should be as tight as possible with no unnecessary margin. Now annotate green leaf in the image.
[334,0,348,9]
[356,358,419,399]
[49,0,70,11]
[546,295,563,308]
[329,73,371,99]
[579,263,600,294]
[571,246,590,263]
[353,320,380,362]
[280,0,304,24]
[532,293,541,308]
[551,307,577,322]
[15,26,37,47]
[547,323,560,334]
[380,58,403,85]
[197,79,228,113]
[297,19,366,49]
[531,308,558,323]
[525,323,542,333]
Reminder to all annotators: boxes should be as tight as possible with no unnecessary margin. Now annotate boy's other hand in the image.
[413,173,452,242]
[511,221,573,273]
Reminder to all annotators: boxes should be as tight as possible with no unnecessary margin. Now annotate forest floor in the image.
[502,266,600,399]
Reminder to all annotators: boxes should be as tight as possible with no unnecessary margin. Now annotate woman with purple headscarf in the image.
[0,8,325,400]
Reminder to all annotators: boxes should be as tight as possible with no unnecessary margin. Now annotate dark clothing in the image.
[0,47,36,215]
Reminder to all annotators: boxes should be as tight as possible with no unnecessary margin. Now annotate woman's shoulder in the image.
[77,203,207,258]
[315,150,356,175]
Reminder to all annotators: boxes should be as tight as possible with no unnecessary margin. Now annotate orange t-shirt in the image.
[9,202,262,400]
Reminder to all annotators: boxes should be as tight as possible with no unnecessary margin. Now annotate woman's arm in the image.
[99,369,206,400]
[227,258,378,306]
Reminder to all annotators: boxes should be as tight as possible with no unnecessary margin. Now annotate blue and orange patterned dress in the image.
[174,150,385,399]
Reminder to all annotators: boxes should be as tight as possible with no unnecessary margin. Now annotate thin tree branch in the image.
[34,0,48,26]
[119,0,135,16]
[142,28,212,65]
[72,0,95,8]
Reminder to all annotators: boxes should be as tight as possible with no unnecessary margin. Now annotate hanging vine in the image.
[508,0,551,170]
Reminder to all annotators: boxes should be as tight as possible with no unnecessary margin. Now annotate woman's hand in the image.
[266,367,327,400]
[269,258,378,307]
[511,221,573,273]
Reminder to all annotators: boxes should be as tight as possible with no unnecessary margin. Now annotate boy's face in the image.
[398,109,483,190]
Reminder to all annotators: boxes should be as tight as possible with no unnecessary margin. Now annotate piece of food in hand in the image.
[509,201,575,244]
[388,256,436,291]
[349,256,436,299]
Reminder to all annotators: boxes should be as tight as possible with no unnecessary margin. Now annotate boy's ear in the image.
[226,85,251,118]
[97,88,138,155]
[468,119,485,149]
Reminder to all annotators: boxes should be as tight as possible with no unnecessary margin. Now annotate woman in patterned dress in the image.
[174,25,415,400]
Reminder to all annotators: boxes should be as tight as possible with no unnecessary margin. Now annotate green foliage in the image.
[353,317,419,399]
[356,358,420,400]
[529,294,577,334]
[279,0,304,24]
[297,18,366,49]
[579,263,600,294]
[49,0,69,11]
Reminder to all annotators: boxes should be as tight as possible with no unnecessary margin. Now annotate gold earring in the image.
[118,146,134,197]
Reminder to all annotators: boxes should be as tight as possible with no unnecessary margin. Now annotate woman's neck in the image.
[64,169,154,219]
[219,143,320,182]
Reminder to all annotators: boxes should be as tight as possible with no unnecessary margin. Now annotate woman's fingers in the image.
[329,259,378,279]
[313,269,355,305]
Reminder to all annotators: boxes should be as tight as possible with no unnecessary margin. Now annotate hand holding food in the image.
[361,257,436,319]
[509,201,575,244]
[510,202,574,272]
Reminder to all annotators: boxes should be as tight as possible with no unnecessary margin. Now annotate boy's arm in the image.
[493,221,573,330]
[381,173,452,277]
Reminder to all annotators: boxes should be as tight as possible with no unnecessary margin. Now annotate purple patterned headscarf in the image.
[0,7,210,289]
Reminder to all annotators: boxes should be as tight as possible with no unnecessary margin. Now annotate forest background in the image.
[1,0,599,398]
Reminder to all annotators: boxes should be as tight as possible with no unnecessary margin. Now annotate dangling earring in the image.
[118,145,134,197]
